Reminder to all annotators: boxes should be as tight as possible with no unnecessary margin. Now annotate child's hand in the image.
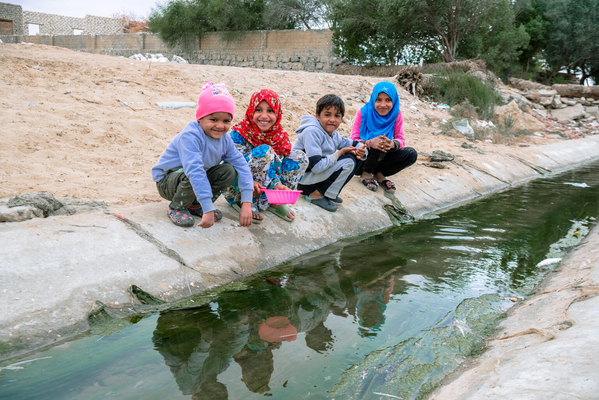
[369,136,386,152]
[253,181,265,196]
[198,211,215,229]
[274,183,291,191]
[380,136,395,151]
[239,202,252,226]
[355,146,367,159]
[338,146,356,156]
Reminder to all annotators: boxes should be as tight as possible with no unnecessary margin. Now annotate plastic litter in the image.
[24,101,38,104]
[563,182,591,188]
[451,118,474,135]
[157,102,196,110]
[536,258,562,268]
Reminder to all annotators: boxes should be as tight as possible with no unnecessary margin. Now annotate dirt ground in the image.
[1,43,555,206]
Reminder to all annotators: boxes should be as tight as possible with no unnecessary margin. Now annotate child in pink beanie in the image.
[152,82,253,228]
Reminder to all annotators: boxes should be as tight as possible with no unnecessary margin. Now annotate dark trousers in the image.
[359,147,417,177]
[156,163,237,210]
[298,154,363,199]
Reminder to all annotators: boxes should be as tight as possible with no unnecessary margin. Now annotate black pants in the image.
[358,147,417,177]
[298,154,363,199]
[156,163,237,210]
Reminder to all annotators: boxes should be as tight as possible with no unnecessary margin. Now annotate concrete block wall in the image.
[198,30,341,72]
[21,11,122,35]
[0,2,23,35]
[0,30,340,73]
[23,11,84,35]
[83,15,123,35]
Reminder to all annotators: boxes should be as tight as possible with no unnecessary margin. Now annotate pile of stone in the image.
[507,78,599,122]
[128,54,188,64]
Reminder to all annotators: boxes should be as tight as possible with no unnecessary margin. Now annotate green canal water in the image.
[2,161,599,400]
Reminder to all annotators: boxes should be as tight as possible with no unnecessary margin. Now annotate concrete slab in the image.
[1,135,599,360]
[0,210,183,354]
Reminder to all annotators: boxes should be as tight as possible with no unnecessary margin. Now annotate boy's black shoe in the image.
[306,196,338,212]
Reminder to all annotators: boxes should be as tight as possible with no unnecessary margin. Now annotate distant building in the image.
[0,2,123,36]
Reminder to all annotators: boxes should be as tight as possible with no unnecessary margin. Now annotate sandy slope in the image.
[1,43,550,206]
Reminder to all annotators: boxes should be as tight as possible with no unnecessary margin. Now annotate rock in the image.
[585,106,599,117]
[539,89,558,97]
[565,99,577,106]
[8,192,64,215]
[531,108,548,118]
[0,205,42,222]
[506,93,532,108]
[539,96,553,106]
[550,103,586,121]
[551,95,562,109]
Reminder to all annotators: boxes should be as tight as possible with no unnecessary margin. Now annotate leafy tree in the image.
[402,0,503,63]
[263,0,326,29]
[148,0,207,49]
[331,0,528,70]
[543,0,599,84]
[148,0,292,49]
[513,0,548,78]
[458,0,530,78]
[330,0,409,65]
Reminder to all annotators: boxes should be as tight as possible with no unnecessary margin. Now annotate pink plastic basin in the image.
[260,188,302,205]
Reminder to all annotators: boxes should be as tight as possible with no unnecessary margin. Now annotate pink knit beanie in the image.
[195,81,235,120]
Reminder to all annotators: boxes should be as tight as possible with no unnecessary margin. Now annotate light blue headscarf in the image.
[359,81,400,141]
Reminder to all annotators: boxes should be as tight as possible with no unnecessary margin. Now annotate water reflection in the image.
[151,254,406,398]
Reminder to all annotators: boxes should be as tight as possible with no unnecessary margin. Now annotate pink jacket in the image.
[350,108,405,148]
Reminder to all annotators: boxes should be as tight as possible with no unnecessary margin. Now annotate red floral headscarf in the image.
[232,89,292,156]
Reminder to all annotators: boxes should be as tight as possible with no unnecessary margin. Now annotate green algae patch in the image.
[330,293,504,400]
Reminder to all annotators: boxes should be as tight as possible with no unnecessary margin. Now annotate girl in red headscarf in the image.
[224,89,308,223]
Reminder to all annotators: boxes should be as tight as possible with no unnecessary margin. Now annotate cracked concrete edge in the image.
[1,135,598,361]
[427,221,599,400]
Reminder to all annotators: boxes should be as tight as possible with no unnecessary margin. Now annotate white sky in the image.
[9,0,161,19]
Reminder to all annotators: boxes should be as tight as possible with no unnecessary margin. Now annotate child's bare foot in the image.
[270,204,295,220]
[308,190,324,200]
[252,209,264,222]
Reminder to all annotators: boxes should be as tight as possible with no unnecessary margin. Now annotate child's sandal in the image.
[168,208,194,227]
[188,205,223,221]
[360,178,379,192]
[381,179,396,194]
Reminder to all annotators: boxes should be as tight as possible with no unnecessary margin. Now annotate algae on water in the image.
[330,293,504,400]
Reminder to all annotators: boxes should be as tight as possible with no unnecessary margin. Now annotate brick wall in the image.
[21,11,122,35]
[0,2,23,35]
[0,30,341,73]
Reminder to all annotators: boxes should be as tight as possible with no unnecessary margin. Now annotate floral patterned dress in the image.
[223,89,308,211]
[224,130,308,211]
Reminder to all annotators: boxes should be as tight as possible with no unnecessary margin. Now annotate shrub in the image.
[431,72,504,120]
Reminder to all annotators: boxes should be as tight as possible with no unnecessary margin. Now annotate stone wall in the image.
[197,30,341,73]
[21,11,123,35]
[0,30,342,73]
[0,2,23,35]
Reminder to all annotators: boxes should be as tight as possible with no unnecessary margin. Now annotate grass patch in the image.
[431,72,504,120]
